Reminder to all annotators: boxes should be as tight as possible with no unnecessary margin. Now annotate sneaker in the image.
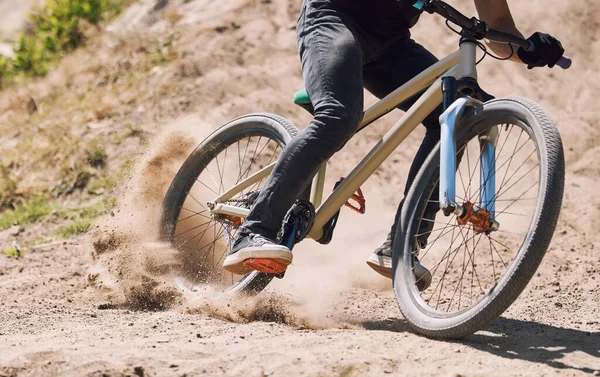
[366,232,432,292]
[223,233,293,275]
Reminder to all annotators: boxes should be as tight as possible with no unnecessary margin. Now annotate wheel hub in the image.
[457,201,494,234]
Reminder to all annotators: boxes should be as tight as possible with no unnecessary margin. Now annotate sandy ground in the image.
[1,0,599,376]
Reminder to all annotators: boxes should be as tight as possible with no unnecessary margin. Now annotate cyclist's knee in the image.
[310,104,363,151]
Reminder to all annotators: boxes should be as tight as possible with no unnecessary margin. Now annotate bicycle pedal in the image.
[243,258,288,274]
[336,177,366,214]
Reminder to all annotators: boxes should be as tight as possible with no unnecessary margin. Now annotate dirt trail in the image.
[1,0,599,376]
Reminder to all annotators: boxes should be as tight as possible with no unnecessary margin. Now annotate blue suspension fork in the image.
[478,126,498,217]
[438,77,499,228]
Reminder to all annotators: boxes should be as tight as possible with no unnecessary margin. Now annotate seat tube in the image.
[310,163,327,208]
[479,127,498,218]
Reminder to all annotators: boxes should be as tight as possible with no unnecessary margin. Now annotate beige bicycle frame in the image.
[212,41,479,241]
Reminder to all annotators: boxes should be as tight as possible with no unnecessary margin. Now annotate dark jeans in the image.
[239,0,443,241]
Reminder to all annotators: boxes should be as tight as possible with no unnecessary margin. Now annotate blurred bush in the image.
[0,0,124,84]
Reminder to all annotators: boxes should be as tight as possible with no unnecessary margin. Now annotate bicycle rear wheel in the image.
[159,113,300,295]
[394,97,565,338]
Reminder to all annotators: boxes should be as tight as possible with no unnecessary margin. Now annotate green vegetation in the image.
[0,0,126,83]
[87,176,114,195]
[3,246,22,258]
[86,140,108,168]
[317,366,356,377]
[0,197,53,230]
[338,366,356,377]
[0,177,117,236]
[55,220,92,238]
[71,197,117,219]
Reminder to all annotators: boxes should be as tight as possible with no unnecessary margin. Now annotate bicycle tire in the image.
[160,113,300,295]
[393,97,565,338]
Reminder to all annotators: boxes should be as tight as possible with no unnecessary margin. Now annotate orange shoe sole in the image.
[243,258,288,274]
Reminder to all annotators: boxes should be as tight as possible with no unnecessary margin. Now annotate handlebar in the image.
[413,0,572,70]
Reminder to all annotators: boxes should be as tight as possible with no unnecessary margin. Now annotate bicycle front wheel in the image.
[394,97,565,339]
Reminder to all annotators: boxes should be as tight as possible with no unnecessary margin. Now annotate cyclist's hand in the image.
[517,32,565,69]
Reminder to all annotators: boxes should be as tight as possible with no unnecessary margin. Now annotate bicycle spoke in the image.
[216,145,228,194]
[465,143,472,199]
[203,165,222,194]
[418,223,460,260]
[175,222,212,250]
[248,144,280,193]
[489,237,497,281]
[177,209,210,224]
[465,140,485,204]
[174,219,212,239]
[427,227,474,307]
[496,163,539,200]
[469,132,536,206]
[488,236,509,269]
[238,136,263,181]
[236,136,253,184]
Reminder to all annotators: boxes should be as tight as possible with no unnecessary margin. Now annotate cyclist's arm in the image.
[473,0,524,62]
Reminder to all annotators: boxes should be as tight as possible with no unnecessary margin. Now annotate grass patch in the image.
[87,176,115,195]
[0,0,126,83]
[57,196,117,221]
[338,366,355,377]
[0,197,53,230]
[55,220,92,238]
[0,155,128,233]
[29,236,55,246]
[117,159,135,181]
[3,246,23,258]
[0,193,115,235]
[77,197,117,218]
[86,140,108,168]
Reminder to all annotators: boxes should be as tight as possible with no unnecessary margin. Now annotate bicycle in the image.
[159,0,571,338]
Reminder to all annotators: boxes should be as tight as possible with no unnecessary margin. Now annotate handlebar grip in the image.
[556,56,572,70]
[526,41,572,70]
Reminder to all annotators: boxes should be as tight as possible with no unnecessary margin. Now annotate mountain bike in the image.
[159,0,571,338]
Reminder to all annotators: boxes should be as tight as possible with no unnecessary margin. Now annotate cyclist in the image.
[223,0,564,287]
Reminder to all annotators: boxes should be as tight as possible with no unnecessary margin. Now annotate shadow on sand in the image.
[363,317,600,374]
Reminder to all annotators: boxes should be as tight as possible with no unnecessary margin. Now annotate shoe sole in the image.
[366,253,393,279]
[366,253,432,292]
[223,247,293,275]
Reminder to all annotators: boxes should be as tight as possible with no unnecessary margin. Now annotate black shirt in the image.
[331,0,422,38]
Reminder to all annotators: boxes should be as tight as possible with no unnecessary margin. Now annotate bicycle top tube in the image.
[412,0,572,69]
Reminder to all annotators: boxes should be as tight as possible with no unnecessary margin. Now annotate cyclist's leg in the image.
[363,36,441,283]
[224,1,368,273]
